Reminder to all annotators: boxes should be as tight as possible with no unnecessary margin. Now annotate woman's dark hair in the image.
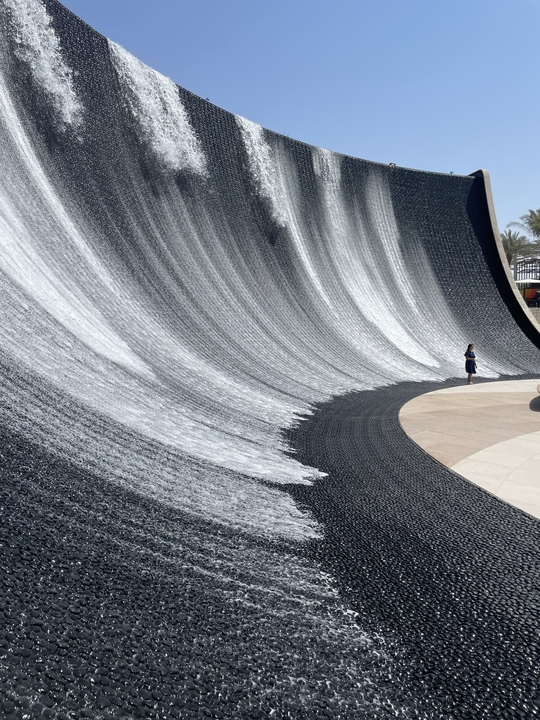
[467,344,473,351]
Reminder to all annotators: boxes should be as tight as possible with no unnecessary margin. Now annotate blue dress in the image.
[465,350,476,374]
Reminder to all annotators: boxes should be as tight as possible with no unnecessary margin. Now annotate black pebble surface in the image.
[287,377,540,719]
[1,378,539,719]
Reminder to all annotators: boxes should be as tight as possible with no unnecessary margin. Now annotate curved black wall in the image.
[0,1,538,717]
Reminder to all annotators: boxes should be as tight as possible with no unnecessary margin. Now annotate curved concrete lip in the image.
[399,378,540,520]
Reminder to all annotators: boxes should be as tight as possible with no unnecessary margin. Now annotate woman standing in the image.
[465,344,477,384]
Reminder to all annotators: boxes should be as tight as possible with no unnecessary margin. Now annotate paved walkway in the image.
[399,379,540,520]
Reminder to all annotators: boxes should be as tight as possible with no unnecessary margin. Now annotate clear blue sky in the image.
[61,0,539,231]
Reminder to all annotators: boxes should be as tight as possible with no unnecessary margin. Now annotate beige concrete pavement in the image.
[399,379,540,520]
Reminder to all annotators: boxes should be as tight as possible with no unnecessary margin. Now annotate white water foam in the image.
[0,53,323,540]
[311,146,516,380]
[0,60,150,376]
[3,0,82,128]
[236,115,335,310]
[109,40,207,175]
[238,126,440,380]
[312,149,435,370]
[236,116,288,227]
[361,169,512,375]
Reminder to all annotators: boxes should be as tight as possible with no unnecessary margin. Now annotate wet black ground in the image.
[287,377,540,720]
[1,378,539,719]
[0,412,409,720]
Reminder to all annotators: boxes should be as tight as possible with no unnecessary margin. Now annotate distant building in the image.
[515,257,540,281]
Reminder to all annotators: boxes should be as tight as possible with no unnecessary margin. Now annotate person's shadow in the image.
[529,396,540,412]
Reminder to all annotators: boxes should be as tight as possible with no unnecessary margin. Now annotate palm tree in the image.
[508,208,540,242]
[500,229,533,277]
